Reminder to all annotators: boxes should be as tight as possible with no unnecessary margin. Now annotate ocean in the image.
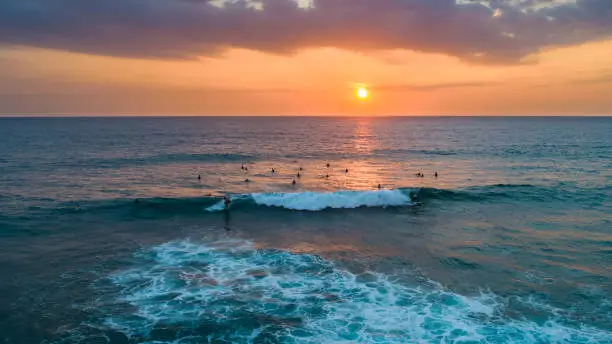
[0,116,610,343]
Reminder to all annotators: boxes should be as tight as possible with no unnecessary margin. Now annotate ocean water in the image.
[0,116,610,344]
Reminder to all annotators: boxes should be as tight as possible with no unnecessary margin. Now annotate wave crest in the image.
[205,189,414,212]
[91,239,610,344]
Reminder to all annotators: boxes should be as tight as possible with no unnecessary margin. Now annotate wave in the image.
[48,153,255,169]
[373,148,458,156]
[27,183,587,218]
[207,189,415,212]
[78,239,609,344]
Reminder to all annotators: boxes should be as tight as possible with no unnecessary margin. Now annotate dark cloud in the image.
[0,0,611,63]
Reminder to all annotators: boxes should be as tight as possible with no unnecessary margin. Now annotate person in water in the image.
[244,178,251,183]
[377,184,382,189]
[325,174,329,178]
[297,172,301,178]
[345,168,349,173]
[434,172,438,178]
[223,196,231,209]
[299,167,303,171]
[292,179,296,185]
[326,163,330,168]
[271,168,275,173]
[198,174,201,180]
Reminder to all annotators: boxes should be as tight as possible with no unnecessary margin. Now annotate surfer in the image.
[299,167,303,171]
[325,174,329,178]
[434,172,438,178]
[292,179,296,185]
[326,163,330,168]
[345,168,349,173]
[241,164,244,170]
[378,184,382,189]
[297,172,301,178]
[198,174,201,180]
[271,168,275,173]
[223,195,231,209]
[244,178,251,183]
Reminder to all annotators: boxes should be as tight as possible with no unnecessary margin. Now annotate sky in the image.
[1,0,611,116]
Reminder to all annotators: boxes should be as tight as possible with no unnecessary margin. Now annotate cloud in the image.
[0,0,611,63]
[376,81,500,91]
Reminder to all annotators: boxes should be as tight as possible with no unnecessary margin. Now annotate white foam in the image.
[102,240,610,343]
[252,189,413,211]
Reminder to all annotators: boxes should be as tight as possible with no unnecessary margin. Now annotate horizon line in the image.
[1,114,611,118]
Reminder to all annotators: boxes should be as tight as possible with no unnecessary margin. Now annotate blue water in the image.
[0,117,610,343]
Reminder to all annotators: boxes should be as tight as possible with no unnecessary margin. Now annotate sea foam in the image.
[205,189,414,212]
[101,239,609,344]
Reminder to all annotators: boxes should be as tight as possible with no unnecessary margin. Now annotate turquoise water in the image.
[0,117,610,343]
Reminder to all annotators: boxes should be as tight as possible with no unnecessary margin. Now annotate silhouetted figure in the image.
[245,166,248,171]
[224,195,231,209]
[241,164,244,170]
[198,174,201,180]
[378,184,382,189]
[292,179,296,185]
[271,168,275,173]
[326,163,330,168]
[299,167,303,171]
[244,178,251,183]
[325,174,329,178]
[297,172,301,178]
[345,168,349,173]
[409,191,418,201]
[434,172,438,178]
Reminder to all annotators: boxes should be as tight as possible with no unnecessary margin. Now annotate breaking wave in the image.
[92,239,609,343]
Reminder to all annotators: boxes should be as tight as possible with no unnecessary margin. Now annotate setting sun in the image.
[356,87,370,100]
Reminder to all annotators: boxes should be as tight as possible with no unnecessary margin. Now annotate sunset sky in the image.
[1,0,611,116]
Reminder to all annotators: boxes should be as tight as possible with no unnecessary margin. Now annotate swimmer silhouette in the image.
[271,168,275,173]
[326,163,330,168]
[198,174,201,180]
[292,179,296,185]
[223,195,231,209]
[377,184,382,189]
[244,178,251,183]
[297,172,301,178]
[434,172,438,178]
[325,174,329,178]
[299,167,303,171]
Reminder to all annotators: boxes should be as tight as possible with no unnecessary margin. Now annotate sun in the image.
[356,86,370,100]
